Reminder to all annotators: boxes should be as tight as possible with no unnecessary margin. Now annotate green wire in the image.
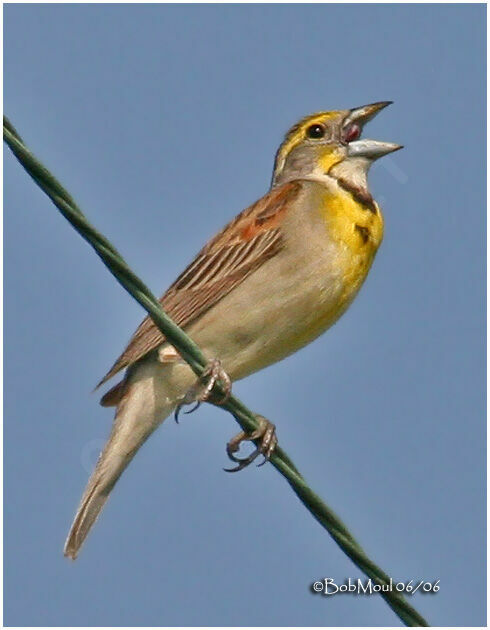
[4,116,429,627]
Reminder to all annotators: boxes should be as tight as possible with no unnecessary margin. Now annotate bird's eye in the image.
[343,123,361,143]
[306,124,326,139]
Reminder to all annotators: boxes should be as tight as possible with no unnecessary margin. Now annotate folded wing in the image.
[96,180,303,388]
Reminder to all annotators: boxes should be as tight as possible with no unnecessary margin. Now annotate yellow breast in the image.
[321,185,384,307]
[250,183,384,359]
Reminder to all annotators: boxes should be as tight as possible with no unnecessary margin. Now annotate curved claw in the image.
[174,404,183,424]
[174,399,201,424]
[184,401,201,415]
[224,449,261,473]
[224,416,277,473]
[223,463,242,473]
[223,463,248,473]
[225,448,243,464]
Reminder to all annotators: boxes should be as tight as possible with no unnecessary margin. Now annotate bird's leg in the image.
[174,358,232,423]
[224,415,277,472]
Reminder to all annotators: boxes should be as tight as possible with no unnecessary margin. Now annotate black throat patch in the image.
[336,176,377,214]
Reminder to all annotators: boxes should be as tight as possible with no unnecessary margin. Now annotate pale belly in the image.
[185,240,371,381]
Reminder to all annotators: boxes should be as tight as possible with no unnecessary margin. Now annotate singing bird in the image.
[64,101,402,559]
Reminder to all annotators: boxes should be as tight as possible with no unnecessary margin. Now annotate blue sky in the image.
[4,4,485,627]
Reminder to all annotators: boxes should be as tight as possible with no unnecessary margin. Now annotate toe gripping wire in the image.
[173,358,276,472]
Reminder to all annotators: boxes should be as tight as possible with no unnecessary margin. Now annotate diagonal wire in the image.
[4,116,429,627]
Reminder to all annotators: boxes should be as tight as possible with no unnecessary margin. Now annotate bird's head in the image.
[272,102,402,195]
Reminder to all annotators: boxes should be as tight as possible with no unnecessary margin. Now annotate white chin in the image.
[329,157,371,191]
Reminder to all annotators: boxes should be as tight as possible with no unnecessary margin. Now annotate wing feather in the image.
[96,180,303,388]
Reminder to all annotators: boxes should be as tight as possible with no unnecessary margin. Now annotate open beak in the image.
[345,101,403,159]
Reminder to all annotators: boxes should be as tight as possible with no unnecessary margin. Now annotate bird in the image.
[64,101,402,559]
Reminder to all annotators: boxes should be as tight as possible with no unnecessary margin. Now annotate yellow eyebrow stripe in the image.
[274,111,341,176]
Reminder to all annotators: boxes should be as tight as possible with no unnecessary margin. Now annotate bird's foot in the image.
[174,358,232,423]
[224,415,277,472]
